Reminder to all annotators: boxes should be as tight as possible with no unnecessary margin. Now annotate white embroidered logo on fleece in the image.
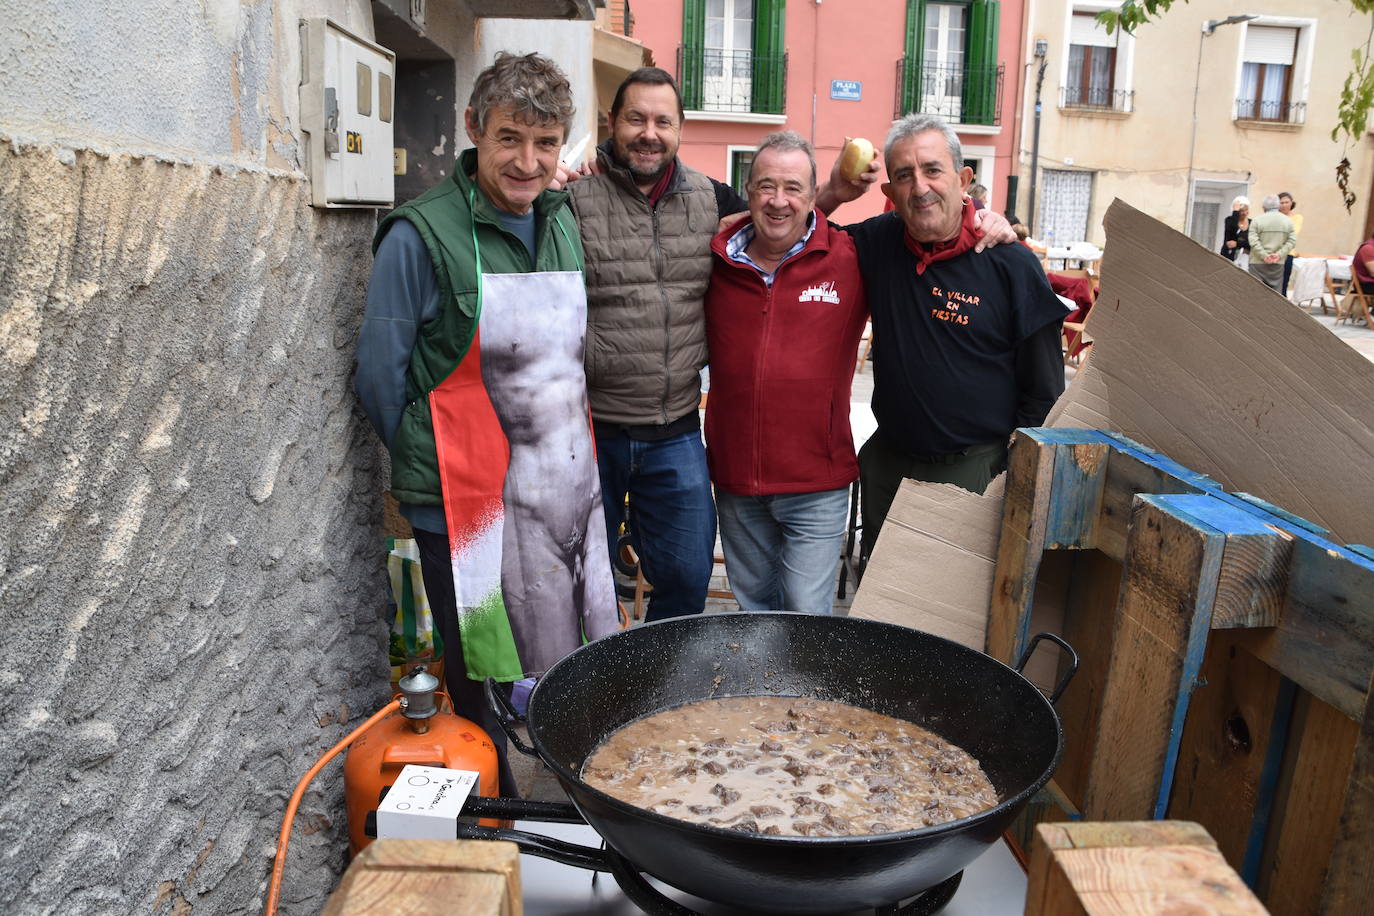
[798,281,840,305]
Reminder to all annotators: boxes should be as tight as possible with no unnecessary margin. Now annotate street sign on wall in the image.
[830,79,862,101]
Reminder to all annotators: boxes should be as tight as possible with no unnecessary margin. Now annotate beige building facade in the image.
[1018,0,1374,258]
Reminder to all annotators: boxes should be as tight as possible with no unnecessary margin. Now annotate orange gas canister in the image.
[343,666,502,856]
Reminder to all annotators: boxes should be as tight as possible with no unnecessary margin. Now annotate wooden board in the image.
[322,839,521,916]
[1165,635,1286,877]
[1051,550,1122,809]
[1318,666,1374,913]
[1025,820,1266,915]
[1263,690,1358,911]
[1080,495,1231,821]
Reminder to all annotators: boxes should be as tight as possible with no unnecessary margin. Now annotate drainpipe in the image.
[1027,39,1047,237]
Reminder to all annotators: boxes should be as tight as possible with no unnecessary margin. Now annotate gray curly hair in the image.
[885,113,962,171]
[468,51,575,138]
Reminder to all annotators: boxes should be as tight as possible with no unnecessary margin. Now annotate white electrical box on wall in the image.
[300,18,396,208]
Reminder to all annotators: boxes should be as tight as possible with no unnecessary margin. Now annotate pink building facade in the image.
[628,0,1030,223]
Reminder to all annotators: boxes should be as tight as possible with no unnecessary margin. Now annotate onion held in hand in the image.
[839,138,876,180]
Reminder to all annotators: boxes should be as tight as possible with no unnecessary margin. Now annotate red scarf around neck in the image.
[646,159,677,206]
[902,199,980,275]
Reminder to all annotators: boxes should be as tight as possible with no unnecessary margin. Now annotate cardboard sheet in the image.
[852,199,1374,644]
[1051,200,1374,547]
[849,475,1004,649]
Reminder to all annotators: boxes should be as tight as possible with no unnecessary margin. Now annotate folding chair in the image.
[1049,268,1097,367]
[1325,259,1352,316]
[1063,316,1093,368]
[1337,271,1374,328]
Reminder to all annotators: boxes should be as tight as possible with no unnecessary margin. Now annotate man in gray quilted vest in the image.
[566,68,741,621]
[566,69,868,620]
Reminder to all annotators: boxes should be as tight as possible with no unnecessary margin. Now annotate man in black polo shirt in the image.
[845,114,1065,564]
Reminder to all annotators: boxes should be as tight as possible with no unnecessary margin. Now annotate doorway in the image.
[1188,179,1248,255]
[372,1,458,207]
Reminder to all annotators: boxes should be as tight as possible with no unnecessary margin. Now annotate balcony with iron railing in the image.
[1059,86,1133,113]
[1234,98,1306,126]
[677,47,788,115]
[893,58,1003,126]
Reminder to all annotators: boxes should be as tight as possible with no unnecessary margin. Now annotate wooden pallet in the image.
[989,428,1374,913]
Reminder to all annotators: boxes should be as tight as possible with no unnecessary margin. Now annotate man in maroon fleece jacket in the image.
[703,131,869,613]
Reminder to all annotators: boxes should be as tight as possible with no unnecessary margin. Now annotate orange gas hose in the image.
[264,699,402,916]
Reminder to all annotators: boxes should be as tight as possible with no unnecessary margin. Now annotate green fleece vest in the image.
[374,148,583,506]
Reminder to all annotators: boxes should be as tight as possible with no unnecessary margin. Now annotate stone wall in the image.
[0,138,389,914]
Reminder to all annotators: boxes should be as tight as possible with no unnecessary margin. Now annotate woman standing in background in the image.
[1221,196,1251,268]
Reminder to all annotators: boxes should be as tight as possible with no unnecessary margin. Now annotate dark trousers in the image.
[858,431,1008,562]
[413,527,520,798]
[1281,254,1295,296]
[595,429,716,621]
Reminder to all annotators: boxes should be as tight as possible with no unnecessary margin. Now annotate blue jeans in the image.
[596,430,716,621]
[716,487,849,614]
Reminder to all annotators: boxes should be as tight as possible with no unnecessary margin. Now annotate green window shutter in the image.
[901,0,926,115]
[751,0,787,114]
[681,0,705,111]
[963,0,1000,125]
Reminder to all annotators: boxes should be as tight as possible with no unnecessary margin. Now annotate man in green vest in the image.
[355,52,619,796]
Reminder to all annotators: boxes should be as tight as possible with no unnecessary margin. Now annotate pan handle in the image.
[484,677,538,758]
[1014,633,1079,705]
[454,822,609,871]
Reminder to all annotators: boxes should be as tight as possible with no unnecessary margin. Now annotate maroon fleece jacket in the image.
[704,211,869,496]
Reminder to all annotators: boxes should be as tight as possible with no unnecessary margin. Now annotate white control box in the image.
[376,765,480,841]
[300,18,396,208]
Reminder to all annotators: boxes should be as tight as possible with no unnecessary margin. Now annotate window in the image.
[729,148,755,195]
[680,0,787,115]
[1059,5,1134,113]
[704,0,753,110]
[1065,14,1114,107]
[922,3,967,119]
[897,0,1002,125]
[1039,169,1093,246]
[1237,26,1297,122]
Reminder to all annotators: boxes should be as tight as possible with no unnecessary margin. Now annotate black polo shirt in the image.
[846,213,1066,456]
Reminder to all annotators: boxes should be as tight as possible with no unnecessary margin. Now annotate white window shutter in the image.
[1070,12,1117,48]
[1243,26,1297,65]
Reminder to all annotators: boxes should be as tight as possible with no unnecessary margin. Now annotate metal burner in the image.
[600,844,963,916]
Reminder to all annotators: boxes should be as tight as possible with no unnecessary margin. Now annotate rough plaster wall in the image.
[0,139,389,914]
[0,0,375,169]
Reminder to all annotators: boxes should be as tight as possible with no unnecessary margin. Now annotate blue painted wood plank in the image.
[1242,676,1298,888]
[1139,494,1227,821]
[1019,426,1102,445]
[1231,491,1330,538]
[1044,442,1109,548]
[1149,492,1281,537]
